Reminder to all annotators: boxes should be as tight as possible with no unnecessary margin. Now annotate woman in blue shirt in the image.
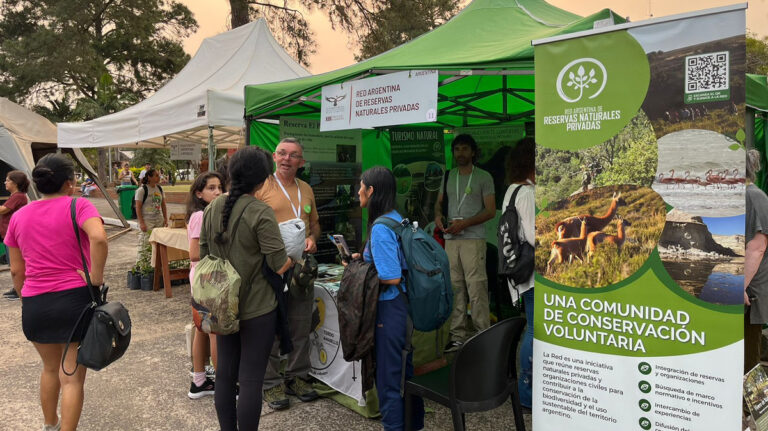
[358,167,425,431]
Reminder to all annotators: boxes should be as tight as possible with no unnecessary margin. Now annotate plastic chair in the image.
[404,317,527,431]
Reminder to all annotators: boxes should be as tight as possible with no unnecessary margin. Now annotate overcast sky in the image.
[178,0,766,74]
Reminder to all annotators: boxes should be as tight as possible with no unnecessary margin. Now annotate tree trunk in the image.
[98,148,108,186]
[230,0,250,28]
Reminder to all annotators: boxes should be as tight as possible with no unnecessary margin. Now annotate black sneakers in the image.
[188,378,215,399]
[3,288,19,301]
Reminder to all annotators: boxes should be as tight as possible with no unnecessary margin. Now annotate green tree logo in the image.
[556,58,608,103]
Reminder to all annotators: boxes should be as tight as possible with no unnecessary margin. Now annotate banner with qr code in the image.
[533,5,745,431]
[685,52,730,103]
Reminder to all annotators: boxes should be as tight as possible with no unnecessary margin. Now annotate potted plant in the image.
[126,265,141,290]
[135,250,154,291]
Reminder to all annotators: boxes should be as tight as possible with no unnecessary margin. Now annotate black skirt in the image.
[22,286,94,344]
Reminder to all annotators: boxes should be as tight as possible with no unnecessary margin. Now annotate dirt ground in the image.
[0,198,531,431]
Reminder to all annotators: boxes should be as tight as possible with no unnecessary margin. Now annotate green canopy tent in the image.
[244,0,625,169]
[747,73,768,191]
[242,1,626,406]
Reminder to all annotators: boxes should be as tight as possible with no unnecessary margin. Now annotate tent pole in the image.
[66,149,129,228]
[747,108,755,151]
[245,118,251,146]
[208,126,215,171]
[502,75,508,116]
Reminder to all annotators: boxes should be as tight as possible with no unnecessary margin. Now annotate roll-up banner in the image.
[533,5,746,431]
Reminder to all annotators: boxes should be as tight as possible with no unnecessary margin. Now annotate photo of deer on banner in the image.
[533,5,745,431]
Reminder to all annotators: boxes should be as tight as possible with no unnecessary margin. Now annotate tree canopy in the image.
[228,0,459,66]
[747,33,768,76]
[0,0,198,108]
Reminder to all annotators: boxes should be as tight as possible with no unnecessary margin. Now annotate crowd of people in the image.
[43,128,768,431]
[1,135,539,431]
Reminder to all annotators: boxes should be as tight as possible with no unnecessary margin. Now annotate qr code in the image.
[685,51,729,93]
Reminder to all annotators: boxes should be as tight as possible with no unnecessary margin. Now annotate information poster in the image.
[390,127,445,229]
[320,69,438,131]
[280,118,363,262]
[170,141,201,161]
[533,6,745,431]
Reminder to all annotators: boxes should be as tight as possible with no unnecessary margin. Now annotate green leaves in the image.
[537,198,550,218]
[729,128,746,151]
[0,0,196,110]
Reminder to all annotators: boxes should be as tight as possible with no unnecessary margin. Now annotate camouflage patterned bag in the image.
[191,255,241,335]
[191,204,250,335]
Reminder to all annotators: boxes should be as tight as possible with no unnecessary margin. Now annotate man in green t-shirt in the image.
[435,134,496,352]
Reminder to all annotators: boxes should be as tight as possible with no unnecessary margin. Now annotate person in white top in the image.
[501,137,535,410]
[138,163,151,180]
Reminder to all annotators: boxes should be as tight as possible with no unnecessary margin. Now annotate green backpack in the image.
[191,203,250,335]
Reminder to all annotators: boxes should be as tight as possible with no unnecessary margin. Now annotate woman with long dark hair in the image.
[5,154,107,431]
[357,166,424,431]
[185,172,223,399]
[502,137,535,411]
[199,146,293,430]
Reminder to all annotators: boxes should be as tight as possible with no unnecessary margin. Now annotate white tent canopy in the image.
[0,98,119,221]
[57,19,309,149]
[0,96,55,172]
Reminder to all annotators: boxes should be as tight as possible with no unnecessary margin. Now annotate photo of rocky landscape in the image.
[659,209,744,305]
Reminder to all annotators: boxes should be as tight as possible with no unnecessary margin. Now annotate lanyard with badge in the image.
[455,165,474,212]
[449,166,474,236]
[274,173,307,262]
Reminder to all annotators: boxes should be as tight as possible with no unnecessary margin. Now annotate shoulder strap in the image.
[506,184,524,212]
[373,216,404,237]
[222,199,254,258]
[63,198,99,377]
[70,198,97,303]
[142,184,164,204]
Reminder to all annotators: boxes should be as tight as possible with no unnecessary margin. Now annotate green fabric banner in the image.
[534,7,745,430]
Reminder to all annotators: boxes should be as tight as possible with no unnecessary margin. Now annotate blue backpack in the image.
[374,217,453,332]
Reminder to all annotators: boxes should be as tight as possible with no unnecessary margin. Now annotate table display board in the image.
[309,264,448,407]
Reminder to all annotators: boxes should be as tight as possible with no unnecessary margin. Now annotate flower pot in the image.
[140,271,154,291]
[127,270,140,290]
[132,271,142,290]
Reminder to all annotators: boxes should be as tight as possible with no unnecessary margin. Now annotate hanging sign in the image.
[170,141,201,161]
[320,70,438,132]
[533,5,746,431]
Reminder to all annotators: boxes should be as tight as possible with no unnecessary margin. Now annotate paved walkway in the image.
[0,198,532,430]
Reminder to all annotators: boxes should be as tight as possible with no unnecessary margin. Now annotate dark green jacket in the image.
[200,194,287,321]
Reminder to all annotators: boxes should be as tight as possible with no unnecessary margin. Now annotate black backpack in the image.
[498,185,534,285]
[141,184,163,205]
[338,259,379,393]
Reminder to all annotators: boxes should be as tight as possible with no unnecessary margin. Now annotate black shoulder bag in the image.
[62,198,131,375]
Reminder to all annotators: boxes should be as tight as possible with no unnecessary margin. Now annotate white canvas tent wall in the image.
[0,97,53,177]
[0,97,127,224]
[57,19,309,158]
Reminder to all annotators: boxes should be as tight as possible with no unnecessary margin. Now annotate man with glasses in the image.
[255,137,321,410]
